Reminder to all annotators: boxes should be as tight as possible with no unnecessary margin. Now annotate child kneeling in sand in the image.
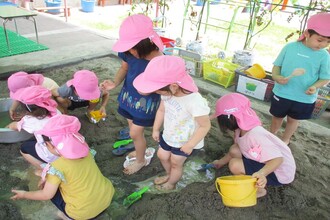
[52,70,109,119]
[133,56,211,191]
[11,115,115,219]
[212,93,296,197]
[7,71,59,121]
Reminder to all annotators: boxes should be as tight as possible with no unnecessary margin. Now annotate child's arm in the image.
[97,90,110,116]
[6,121,18,131]
[152,100,165,142]
[51,88,70,112]
[306,79,330,95]
[100,61,128,91]
[180,115,211,155]
[9,100,21,121]
[11,181,59,201]
[252,157,283,188]
[272,66,289,85]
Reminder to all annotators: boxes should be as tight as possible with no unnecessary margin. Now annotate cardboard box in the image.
[235,66,274,102]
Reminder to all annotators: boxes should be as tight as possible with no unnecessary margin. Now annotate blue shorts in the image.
[242,156,282,186]
[68,100,89,110]
[159,133,198,157]
[20,140,46,163]
[269,94,315,120]
[51,189,106,220]
[118,107,154,127]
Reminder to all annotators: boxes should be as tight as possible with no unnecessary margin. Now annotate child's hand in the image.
[252,171,267,189]
[152,130,160,142]
[273,75,289,85]
[100,80,115,91]
[99,106,107,117]
[305,86,317,95]
[6,122,18,130]
[11,189,26,200]
[180,145,193,155]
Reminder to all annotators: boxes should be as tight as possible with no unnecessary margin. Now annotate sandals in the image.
[112,143,135,156]
[118,127,130,140]
[123,147,156,168]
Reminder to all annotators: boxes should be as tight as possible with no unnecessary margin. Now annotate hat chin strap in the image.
[73,133,85,143]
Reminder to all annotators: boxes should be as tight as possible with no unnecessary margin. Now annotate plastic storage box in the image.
[203,59,239,88]
[160,37,175,48]
[235,66,274,102]
[312,86,330,119]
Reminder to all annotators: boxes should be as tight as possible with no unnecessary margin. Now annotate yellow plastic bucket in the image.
[215,175,257,207]
[244,64,266,79]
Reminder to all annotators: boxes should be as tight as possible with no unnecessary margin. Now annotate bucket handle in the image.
[215,181,257,202]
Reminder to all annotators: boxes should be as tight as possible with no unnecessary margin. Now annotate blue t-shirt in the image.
[117,52,160,120]
[273,41,330,103]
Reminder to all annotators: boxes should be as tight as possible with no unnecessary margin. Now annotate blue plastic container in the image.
[45,0,62,14]
[196,0,204,6]
[81,0,95,13]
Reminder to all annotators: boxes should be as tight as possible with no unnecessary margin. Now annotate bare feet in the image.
[155,182,176,191]
[154,175,169,185]
[123,160,147,175]
[257,188,267,198]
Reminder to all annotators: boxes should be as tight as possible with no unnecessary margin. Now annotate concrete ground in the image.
[0,4,329,130]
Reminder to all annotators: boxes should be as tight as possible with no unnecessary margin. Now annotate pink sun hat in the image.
[8,71,44,98]
[11,85,58,116]
[212,93,261,130]
[133,55,198,93]
[36,115,89,159]
[112,14,164,53]
[298,13,330,41]
[66,70,100,100]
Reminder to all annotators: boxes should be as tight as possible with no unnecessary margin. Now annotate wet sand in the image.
[0,56,329,219]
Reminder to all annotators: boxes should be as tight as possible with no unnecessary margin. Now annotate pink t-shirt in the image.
[17,114,59,163]
[235,126,296,184]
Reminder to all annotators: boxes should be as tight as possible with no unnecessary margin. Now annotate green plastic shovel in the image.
[123,186,149,207]
[113,139,133,149]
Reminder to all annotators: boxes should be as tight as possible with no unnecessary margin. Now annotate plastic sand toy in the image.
[123,186,149,207]
[89,110,106,124]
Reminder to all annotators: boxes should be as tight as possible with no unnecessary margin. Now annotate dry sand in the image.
[0,56,329,219]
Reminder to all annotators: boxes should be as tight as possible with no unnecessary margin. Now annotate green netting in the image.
[0,27,48,58]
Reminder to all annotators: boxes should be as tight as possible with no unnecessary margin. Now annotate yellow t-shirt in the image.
[47,153,115,219]
[42,77,59,90]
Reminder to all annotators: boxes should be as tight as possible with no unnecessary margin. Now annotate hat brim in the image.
[133,73,167,94]
[112,39,141,52]
[76,87,101,100]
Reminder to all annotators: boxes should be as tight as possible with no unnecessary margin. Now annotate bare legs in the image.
[270,116,299,145]
[154,148,187,191]
[212,143,241,169]
[123,120,147,175]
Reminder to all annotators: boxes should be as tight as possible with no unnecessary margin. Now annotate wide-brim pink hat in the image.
[11,85,58,116]
[8,72,44,98]
[36,115,89,159]
[133,55,198,94]
[298,13,330,41]
[212,93,261,130]
[112,14,164,53]
[66,70,100,100]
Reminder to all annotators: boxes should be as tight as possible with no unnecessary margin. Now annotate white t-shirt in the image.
[42,77,59,91]
[162,92,210,149]
[17,110,61,163]
[235,126,296,184]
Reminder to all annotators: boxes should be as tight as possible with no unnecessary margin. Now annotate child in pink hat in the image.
[133,56,211,191]
[270,13,330,145]
[11,114,115,220]
[52,70,109,119]
[7,71,59,121]
[6,86,61,169]
[100,14,163,175]
[212,93,296,197]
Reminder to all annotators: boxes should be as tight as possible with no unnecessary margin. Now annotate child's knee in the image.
[228,158,244,174]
